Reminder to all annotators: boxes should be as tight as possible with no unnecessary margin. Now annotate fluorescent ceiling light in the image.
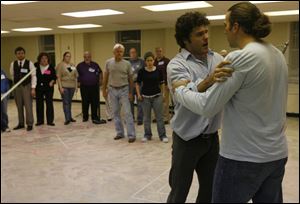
[142,1,212,12]
[1,1,37,5]
[265,10,299,16]
[207,15,225,20]
[12,27,52,32]
[1,30,10,34]
[62,9,124,18]
[58,24,102,29]
[249,1,282,4]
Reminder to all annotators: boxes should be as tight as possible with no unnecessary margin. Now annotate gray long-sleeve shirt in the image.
[174,42,288,163]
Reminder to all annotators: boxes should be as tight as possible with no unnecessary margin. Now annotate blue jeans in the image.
[61,88,75,122]
[130,85,143,123]
[1,95,9,130]
[212,155,288,203]
[142,95,166,139]
[108,86,135,138]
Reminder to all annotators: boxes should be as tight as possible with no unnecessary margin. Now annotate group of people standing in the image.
[1,44,172,144]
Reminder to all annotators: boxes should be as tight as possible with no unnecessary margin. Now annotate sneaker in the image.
[141,137,148,143]
[114,135,124,140]
[162,137,169,143]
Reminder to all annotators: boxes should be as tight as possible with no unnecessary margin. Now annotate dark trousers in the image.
[167,131,219,203]
[36,87,54,124]
[212,156,288,203]
[80,85,99,121]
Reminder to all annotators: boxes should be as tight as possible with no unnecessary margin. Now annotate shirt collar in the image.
[18,59,26,64]
[180,48,214,60]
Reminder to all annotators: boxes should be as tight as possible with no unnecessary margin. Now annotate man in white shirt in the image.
[10,47,36,131]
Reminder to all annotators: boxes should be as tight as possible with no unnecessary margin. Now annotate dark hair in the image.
[144,51,155,60]
[63,51,71,61]
[228,2,271,39]
[15,46,26,54]
[175,12,210,48]
[37,52,51,64]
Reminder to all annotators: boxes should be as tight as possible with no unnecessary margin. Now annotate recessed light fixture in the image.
[1,30,10,34]
[62,9,124,18]
[1,1,37,5]
[12,27,52,32]
[249,1,282,4]
[58,24,102,29]
[142,1,212,12]
[265,10,299,16]
[207,15,225,20]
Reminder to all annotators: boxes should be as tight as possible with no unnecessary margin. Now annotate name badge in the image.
[44,70,51,75]
[89,68,95,73]
[1,74,5,80]
[21,68,28,73]
[158,61,164,66]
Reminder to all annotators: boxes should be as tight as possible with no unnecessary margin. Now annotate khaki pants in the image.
[14,84,33,126]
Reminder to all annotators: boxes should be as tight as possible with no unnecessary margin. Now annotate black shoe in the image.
[47,123,55,126]
[70,118,76,122]
[128,137,136,143]
[64,121,70,125]
[114,135,124,140]
[152,119,157,123]
[93,119,106,124]
[35,122,44,126]
[164,121,169,125]
[27,126,33,131]
[83,119,88,122]
[137,121,143,126]
[107,118,113,122]
[13,125,25,130]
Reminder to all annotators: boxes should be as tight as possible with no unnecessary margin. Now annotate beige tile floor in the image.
[1,100,299,203]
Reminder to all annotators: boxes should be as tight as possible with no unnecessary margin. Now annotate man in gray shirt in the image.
[172,2,288,203]
[102,44,136,143]
[166,12,233,203]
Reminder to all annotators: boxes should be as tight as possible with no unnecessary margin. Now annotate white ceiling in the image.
[1,1,299,37]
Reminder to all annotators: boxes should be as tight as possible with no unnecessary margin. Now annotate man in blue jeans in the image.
[1,68,10,133]
[102,44,136,143]
[172,2,288,203]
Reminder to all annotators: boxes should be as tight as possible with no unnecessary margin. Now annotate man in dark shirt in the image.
[77,51,106,124]
[154,47,170,124]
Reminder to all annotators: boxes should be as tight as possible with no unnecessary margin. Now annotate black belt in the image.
[109,85,128,89]
[199,131,218,139]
